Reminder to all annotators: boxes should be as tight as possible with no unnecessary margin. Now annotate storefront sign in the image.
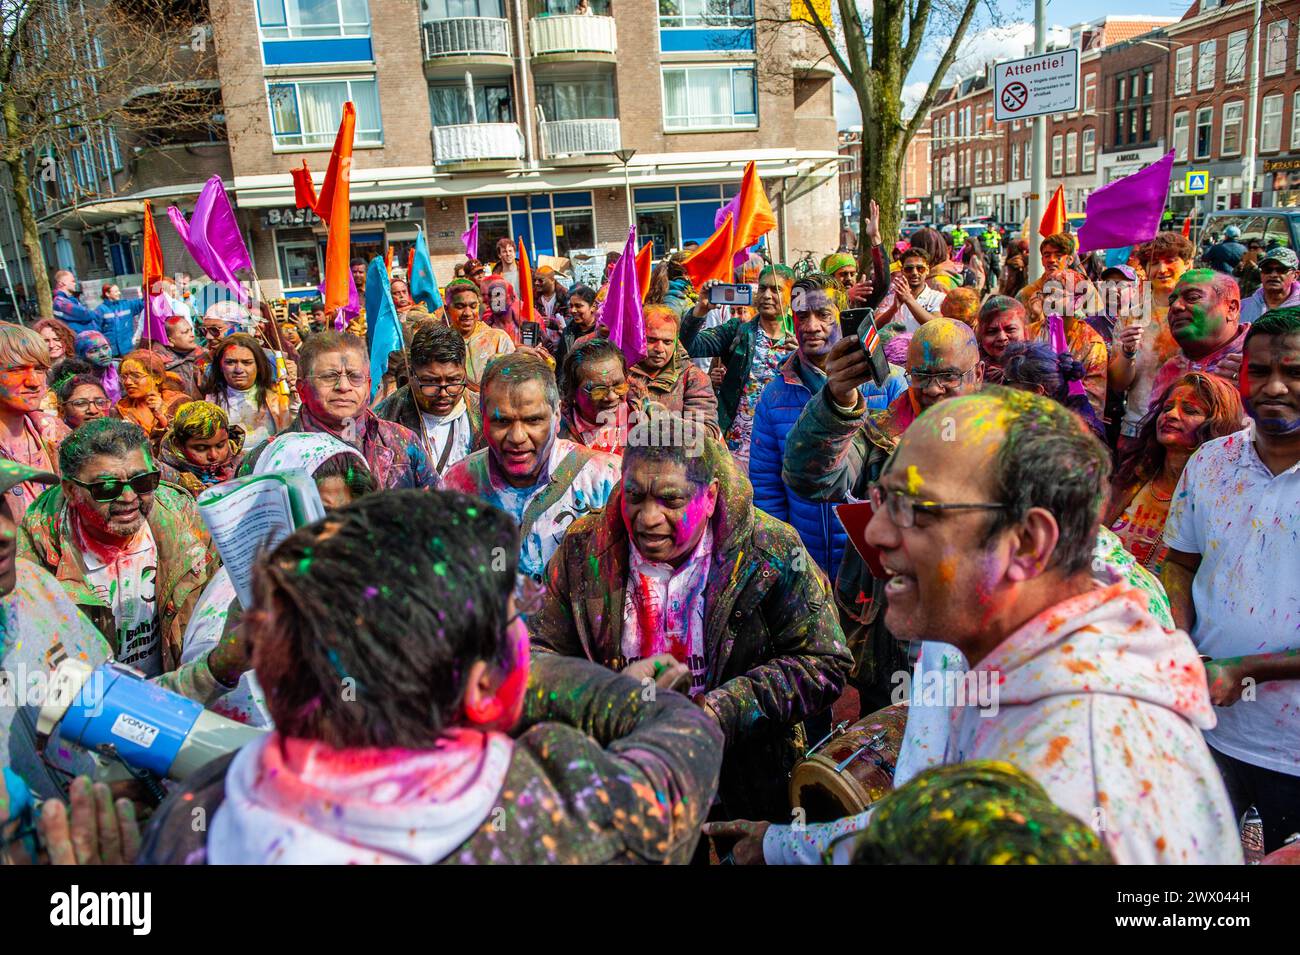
[1264,156,1300,174]
[263,201,419,228]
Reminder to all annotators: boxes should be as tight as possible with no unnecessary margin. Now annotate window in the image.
[536,80,615,121]
[1065,130,1077,174]
[1129,109,1138,142]
[267,78,382,148]
[1261,93,1283,152]
[1117,77,1126,102]
[1195,106,1212,159]
[974,150,983,185]
[1143,106,1152,141]
[1221,100,1243,155]
[1023,142,1030,179]
[1011,141,1020,180]
[1144,69,1153,97]
[658,0,754,29]
[1115,108,1125,144]
[1226,29,1248,83]
[1175,47,1192,95]
[1197,40,1216,90]
[994,147,1003,181]
[257,0,370,39]
[976,110,984,135]
[1083,74,1095,113]
[1051,133,1062,176]
[1012,118,1020,131]
[1293,91,1300,150]
[1173,110,1189,161]
[662,65,757,130]
[1082,128,1095,172]
[429,84,513,125]
[932,119,939,141]
[428,0,503,16]
[1266,21,1289,76]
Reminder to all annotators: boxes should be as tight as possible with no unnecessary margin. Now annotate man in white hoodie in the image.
[711,387,1241,865]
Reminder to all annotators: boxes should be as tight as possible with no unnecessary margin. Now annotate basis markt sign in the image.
[994,48,1079,123]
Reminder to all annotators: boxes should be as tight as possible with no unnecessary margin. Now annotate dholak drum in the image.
[789,703,908,823]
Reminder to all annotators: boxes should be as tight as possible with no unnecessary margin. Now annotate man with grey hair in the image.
[1240,246,1300,324]
[285,331,435,490]
[15,418,233,695]
[443,351,620,586]
[51,270,100,335]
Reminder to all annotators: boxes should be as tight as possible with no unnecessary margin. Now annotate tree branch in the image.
[902,0,932,76]
[903,0,979,143]
[794,1,854,83]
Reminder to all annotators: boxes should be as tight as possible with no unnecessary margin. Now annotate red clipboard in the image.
[834,501,887,579]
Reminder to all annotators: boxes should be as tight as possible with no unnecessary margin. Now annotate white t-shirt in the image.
[1163,428,1300,776]
[420,402,473,474]
[222,386,273,448]
[81,522,162,678]
[881,286,947,333]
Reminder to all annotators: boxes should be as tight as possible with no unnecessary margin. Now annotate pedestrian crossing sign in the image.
[1186,171,1209,195]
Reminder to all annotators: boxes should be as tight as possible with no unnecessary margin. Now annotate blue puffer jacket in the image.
[750,352,907,578]
[52,289,101,336]
[95,298,145,357]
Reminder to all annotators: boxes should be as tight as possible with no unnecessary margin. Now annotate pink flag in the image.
[167,176,253,303]
[1047,313,1086,399]
[462,214,479,260]
[598,227,647,367]
[140,293,172,348]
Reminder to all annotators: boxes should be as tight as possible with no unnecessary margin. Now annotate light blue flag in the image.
[365,255,402,400]
[409,225,443,312]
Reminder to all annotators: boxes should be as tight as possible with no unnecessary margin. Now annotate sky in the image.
[833,0,1195,127]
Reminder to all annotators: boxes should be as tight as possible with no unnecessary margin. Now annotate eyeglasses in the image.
[905,361,978,390]
[415,377,466,396]
[67,470,162,503]
[65,397,112,411]
[310,370,369,389]
[582,381,629,401]
[869,483,1007,530]
[119,372,150,384]
[901,264,928,273]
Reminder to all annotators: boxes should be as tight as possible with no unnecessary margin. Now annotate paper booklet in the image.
[197,470,325,609]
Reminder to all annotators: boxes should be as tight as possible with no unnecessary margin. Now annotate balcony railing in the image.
[421,18,512,59]
[540,118,620,158]
[529,15,616,56]
[433,123,525,164]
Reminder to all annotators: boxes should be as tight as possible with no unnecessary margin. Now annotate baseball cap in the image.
[0,459,57,499]
[1261,247,1299,270]
[1100,264,1138,282]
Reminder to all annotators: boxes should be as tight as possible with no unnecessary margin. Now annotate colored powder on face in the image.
[905,465,924,497]
[433,561,447,577]
[673,486,714,548]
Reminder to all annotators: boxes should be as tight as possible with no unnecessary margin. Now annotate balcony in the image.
[432,123,525,165]
[422,17,512,59]
[540,118,620,159]
[529,15,616,60]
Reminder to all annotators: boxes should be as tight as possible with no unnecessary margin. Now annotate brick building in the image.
[1097,29,1171,188]
[20,0,841,299]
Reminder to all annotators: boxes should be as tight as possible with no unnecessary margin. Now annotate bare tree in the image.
[747,0,987,251]
[0,0,223,315]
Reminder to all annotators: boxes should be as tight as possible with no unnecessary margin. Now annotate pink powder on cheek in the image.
[673,489,713,548]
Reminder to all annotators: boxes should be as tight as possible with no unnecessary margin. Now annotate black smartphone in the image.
[707,283,754,306]
[838,307,874,339]
[520,320,541,348]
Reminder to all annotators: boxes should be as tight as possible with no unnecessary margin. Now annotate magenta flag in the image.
[1047,313,1087,399]
[1077,150,1175,255]
[598,226,647,367]
[167,176,253,303]
[462,214,479,260]
[317,267,360,331]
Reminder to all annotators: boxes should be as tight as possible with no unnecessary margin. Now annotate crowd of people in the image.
[1,214,1297,867]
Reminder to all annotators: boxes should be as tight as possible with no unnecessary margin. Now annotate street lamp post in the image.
[613,148,637,232]
[1029,0,1047,283]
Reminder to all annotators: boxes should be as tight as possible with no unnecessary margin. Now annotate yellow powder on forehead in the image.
[173,400,228,438]
[119,358,147,377]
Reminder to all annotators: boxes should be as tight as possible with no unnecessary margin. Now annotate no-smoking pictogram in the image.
[1002,82,1028,113]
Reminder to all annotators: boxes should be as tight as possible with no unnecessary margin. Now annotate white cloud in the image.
[943,22,1073,83]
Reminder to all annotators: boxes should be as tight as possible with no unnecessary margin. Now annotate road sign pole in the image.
[1029,0,1047,283]
[1241,0,1263,208]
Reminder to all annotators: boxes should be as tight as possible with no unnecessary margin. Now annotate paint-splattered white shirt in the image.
[1163,428,1300,776]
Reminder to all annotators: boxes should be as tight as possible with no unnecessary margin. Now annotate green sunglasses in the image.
[68,470,162,503]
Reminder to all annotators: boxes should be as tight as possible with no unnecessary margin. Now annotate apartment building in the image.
[213,0,840,296]
[17,0,839,300]
[1163,0,1300,215]
[927,15,1175,226]
[1097,30,1170,188]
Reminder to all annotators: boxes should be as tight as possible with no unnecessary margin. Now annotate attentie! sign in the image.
[994,48,1079,123]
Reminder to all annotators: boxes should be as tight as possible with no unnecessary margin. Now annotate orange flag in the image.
[1039,184,1066,238]
[682,213,734,288]
[140,199,170,347]
[406,247,415,282]
[385,245,394,275]
[730,160,777,256]
[517,237,535,320]
[293,102,356,315]
[1181,212,1194,238]
[635,241,653,302]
